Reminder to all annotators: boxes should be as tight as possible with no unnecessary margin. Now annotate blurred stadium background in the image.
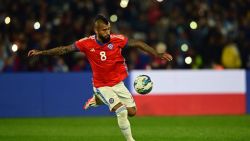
[0,0,250,141]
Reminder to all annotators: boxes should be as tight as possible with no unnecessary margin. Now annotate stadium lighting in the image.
[120,0,129,8]
[181,43,189,52]
[110,14,118,22]
[34,22,40,30]
[185,56,192,64]
[5,16,11,24]
[190,21,198,29]
[156,0,164,2]
[11,44,18,52]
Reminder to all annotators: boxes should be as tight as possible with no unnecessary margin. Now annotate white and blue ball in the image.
[134,75,153,95]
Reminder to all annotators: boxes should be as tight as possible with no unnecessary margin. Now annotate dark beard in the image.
[99,35,110,43]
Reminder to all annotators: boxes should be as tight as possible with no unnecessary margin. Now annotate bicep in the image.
[127,39,144,48]
[60,44,80,54]
[127,39,139,48]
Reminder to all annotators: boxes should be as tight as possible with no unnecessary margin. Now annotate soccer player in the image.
[28,15,172,141]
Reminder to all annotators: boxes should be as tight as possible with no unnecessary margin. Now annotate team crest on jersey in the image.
[109,98,114,104]
[107,43,113,50]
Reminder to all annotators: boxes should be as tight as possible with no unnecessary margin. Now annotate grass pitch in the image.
[0,115,249,141]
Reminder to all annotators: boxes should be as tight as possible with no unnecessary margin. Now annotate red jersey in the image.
[74,34,129,88]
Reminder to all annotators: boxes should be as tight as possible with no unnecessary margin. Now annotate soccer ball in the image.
[134,75,153,95]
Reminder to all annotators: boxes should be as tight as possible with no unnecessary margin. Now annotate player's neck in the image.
[96,36,104,44]
[95,35,109,45]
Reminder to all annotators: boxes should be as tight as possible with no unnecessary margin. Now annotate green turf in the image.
[0,115,250,141]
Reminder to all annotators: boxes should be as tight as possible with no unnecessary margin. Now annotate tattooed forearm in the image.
[40,45,75,56]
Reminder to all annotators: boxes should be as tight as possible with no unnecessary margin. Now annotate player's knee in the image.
[115,105,128,118]
[115,105,129,129]
[127,107,136,117]
[128,111,136,117]
[112,102,123,112]
[112,103,136,117]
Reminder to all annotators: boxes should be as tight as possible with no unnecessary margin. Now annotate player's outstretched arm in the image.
[28,45,77,57]
[127,39,173,61]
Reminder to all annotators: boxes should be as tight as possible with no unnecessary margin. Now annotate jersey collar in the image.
[95,35,105,46]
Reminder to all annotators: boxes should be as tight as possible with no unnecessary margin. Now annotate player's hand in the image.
[158,53,173,61]
[28,50,42,57]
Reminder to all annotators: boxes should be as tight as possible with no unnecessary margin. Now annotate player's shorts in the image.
[93,81,136,111]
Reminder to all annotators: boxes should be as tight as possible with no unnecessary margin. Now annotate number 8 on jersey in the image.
[100,51,107,61]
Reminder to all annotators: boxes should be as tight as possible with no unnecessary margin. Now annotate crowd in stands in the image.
[0,0,250,72]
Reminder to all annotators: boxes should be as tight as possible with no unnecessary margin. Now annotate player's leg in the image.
[83,88,104,110]
[112,103,135,141]
[96,86,135,141]
[112,81,137,117]
[84,83,137,117]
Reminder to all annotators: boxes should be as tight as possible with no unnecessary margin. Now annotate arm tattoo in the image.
[41,45,75,56]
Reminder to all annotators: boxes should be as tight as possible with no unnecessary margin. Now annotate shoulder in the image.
[110,34,128,48]
[77,35,95,43]
[75,35,96,51]
[110,34,127,41]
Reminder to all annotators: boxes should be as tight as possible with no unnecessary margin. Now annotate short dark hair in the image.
[94,14,109,25]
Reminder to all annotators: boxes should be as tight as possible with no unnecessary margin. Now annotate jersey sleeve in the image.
[73,37,88,52]
[120,36,128,49]
[115,34,128,48]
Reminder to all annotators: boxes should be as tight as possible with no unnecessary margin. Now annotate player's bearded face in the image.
[96,23,111,43]
[99,34,110,43]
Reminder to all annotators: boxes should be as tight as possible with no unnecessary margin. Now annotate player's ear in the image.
[94,27,98,34]
[93,23,98,34]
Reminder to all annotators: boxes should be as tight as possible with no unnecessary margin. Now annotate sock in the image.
[116,105,135,141]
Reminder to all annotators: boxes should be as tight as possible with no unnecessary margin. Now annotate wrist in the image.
[39,51,44,55]
[156,53,163,58]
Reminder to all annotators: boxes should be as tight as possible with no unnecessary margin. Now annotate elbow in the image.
[129,40,143,48]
